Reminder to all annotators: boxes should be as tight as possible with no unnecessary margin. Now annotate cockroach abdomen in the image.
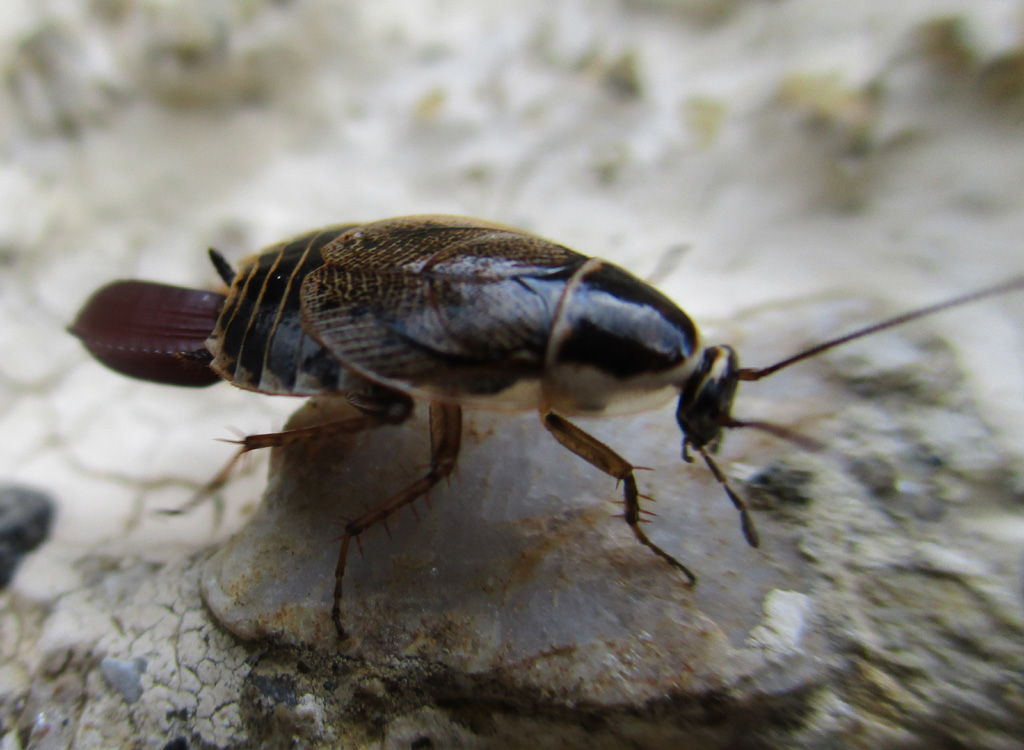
[70,280,225,387]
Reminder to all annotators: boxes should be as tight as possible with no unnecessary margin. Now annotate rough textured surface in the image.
[2,0,1024,748]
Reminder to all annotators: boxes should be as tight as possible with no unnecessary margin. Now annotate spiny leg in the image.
[167,390,413,515]
[332,401,463,638]
[541,411,696,585]
[694,444,760,548]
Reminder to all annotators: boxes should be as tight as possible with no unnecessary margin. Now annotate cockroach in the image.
[70,215,1024,637]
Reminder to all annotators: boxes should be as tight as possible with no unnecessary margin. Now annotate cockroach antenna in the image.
[712,274,1024,452]
[738,275,1024,383]
[675,274,1024,558]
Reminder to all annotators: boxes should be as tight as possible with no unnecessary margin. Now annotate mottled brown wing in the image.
[300,216,587,405]
[317,215,585,274]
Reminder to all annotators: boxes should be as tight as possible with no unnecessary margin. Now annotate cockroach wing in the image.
[316,215,586,275]
[301,218,587,408]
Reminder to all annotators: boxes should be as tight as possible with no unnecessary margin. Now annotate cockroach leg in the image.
[332,401,463,638]
[233,388,415,453]
[160,450,245,517]
[165,401,413,517]
[694,445,760,548]
[541,411,697,585]
[231,413,393,453]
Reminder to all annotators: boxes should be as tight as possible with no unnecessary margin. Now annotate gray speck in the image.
[100,657,148,704]
[747,463,815,507]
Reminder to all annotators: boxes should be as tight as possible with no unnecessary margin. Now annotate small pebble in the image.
[0,484,56,587]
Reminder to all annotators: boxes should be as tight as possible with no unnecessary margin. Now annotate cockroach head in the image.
[672,274,1024,477]
[675,345,740,457]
